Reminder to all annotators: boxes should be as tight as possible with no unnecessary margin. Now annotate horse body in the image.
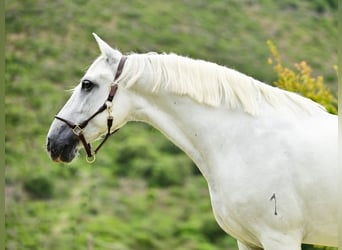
[47,34,338,249]
[127,79,338,249]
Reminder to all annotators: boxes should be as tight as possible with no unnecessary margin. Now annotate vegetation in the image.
[267,40,338,114]
[5,1,337,249]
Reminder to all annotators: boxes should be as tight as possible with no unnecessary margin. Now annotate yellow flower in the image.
[267,40,337,114]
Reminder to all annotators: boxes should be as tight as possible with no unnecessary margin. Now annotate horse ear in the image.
[92,33,121,64]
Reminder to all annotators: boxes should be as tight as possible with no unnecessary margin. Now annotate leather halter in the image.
[55,56,127,163]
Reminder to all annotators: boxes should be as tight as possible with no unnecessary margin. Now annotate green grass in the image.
[5,0,337,249]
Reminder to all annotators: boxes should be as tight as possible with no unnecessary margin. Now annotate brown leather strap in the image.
[79,103,107,129]
[107,84,118,102]
[79,133,93,157]
[54,116,76,129]
[114,56,127,81]
[94,128,120,155]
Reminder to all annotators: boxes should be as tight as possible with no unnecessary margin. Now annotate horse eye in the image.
[81,80,94,91]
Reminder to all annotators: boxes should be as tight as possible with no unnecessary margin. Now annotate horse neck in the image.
[128,87,251,179]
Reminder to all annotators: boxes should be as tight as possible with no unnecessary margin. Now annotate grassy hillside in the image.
[5,0,337,249]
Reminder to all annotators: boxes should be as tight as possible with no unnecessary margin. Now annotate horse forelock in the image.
[115,52,326,116]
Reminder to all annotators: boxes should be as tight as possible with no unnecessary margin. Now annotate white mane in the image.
[117,53,326,116]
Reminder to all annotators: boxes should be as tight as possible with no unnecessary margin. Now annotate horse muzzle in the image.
[46,125,80,163]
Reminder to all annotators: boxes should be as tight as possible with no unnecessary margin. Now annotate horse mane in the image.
[118,53,326,116]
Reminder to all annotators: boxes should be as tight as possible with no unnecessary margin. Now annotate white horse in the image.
[47,34,338,249]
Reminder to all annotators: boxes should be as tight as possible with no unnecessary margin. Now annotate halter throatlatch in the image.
[55,56,127,163]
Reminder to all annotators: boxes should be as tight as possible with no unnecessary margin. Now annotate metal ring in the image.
[86,154,96,164]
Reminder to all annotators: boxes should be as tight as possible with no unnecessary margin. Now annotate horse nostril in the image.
[51,147,58,155]
[46,138,51,151]
[46,137,58,155]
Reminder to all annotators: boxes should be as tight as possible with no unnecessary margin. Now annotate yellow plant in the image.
[267,40,337,114]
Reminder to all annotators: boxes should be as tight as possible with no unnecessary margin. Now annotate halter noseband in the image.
[55,56,127,163]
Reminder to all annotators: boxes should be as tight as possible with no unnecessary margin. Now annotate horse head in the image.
[47,34,132,163]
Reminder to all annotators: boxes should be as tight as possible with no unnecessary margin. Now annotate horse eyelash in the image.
[66,86,79,93]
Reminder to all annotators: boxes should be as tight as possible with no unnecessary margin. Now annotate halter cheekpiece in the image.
[55,56,127,163]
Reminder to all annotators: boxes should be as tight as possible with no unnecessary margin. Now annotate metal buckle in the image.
[105,100,113,108]
[106,101,113,116]
[72,125,83,136]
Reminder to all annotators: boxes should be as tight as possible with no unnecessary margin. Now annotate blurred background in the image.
[5,1,337,249]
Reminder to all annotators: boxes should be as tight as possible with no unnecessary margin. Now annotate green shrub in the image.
[200,217,226,243]
[23,176,54,199]
[267,40,337,114]
[147,155,192,187]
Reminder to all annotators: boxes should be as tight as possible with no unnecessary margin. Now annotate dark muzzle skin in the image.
[46,124,80,163]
